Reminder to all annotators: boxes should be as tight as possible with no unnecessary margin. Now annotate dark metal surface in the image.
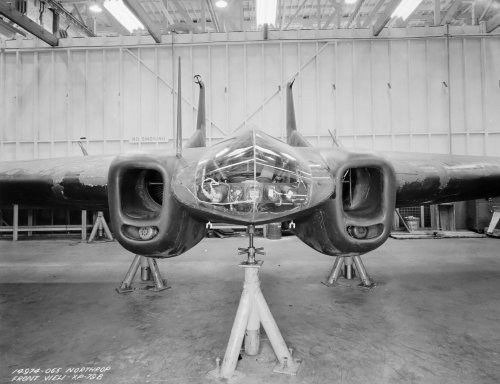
[387,152,500,207]
[0,155,112,209]
[3,74,500,260]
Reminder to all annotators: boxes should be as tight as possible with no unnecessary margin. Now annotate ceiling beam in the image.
[434,0,441,25]
[401,0,427,27]
[278,0,287,28]
[479,0,493,21]
[0,2,58,46]
[44,0,95,36]
[283,0,308,30]
[205,0,221,32]
[159,0,176,26]
[440,0,463,24]
[101,8,130,35]
[372,0,402,36]
[322,5,339,29]
[70,4,85,25]
[0,18,26,37]
[122,0,162,42]
[486,10,500,32]
[170,0,199,32]
[362,0,386,27]
[346,0,367,28]
[316,0,321,29]
[201,0,206,32]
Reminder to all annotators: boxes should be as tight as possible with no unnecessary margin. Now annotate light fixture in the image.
[345,0,357,4]
[256,0,277,26]
[89,1,102,13]
[215,0,228,8]
[103,0,144,33]
[391,0,423,20]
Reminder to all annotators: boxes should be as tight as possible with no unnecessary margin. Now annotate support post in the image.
[140,255,151,281]
[13,204,18,241]
[344,256,355,279]
[27,209,33,237]
[81,210,87,241]
[244,305,260,356]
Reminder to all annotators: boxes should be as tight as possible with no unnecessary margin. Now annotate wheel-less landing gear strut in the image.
[209,225,301,380]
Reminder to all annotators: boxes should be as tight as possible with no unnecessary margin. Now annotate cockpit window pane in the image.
[192,130,313,221]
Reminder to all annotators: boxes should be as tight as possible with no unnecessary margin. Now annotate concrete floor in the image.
[1,235,500,384]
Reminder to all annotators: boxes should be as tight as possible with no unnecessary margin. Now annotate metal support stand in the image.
[209,225,301,380]
[116,255,170,293]
[87,211,113,243]
[323,255,375,288]
[487,206,500,234]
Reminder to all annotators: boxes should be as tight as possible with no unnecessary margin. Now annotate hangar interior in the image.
[2,1,500,235]
[2,0,500,383]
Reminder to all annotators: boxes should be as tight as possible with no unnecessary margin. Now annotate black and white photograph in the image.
[1,0,500,383]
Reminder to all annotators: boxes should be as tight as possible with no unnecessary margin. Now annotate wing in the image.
[385,152,500,207]
[0,155,114,209]
[290,146,500,257]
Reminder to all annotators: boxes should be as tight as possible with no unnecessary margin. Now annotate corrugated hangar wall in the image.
[1,33,500,161]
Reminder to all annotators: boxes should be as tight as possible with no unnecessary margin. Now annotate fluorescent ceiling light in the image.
[256,0,277,26]
[391,0,423,20]
[345,0,357,4]
[215,0,228,8]
[103,0,144,33]
[89,1,103,13]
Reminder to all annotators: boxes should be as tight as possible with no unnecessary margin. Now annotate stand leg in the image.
[100,213,113,240]
[245,305,260,356]
[353,255,374,287]
[487,211,500,233]
[344,256,355,279]
[140,256,151,281]
[324,256,344,286]
[219,271,254,379]
[116,255,141,293]
[254,288,299,374]
[147,258,170,292]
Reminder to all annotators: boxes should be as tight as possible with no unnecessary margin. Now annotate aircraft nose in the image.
[172,129,334,223]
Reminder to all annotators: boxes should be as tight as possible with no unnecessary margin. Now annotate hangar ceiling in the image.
[0,0,499,46]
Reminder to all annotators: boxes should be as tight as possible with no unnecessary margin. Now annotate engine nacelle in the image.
[108,154,207,257]
[293,150,396,256]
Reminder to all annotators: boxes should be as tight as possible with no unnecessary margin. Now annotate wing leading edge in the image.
[386,152,500,207]
[0,155,113,209]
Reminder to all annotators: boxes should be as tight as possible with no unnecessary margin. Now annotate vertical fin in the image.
[176,56,182,157]
[185,75,207,148]
[285,79,311,147]
[195,75,206,135]
[286,79,297,142]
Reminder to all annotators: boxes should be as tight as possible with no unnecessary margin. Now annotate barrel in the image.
[266,222,282,240]
[404,216,419,231]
